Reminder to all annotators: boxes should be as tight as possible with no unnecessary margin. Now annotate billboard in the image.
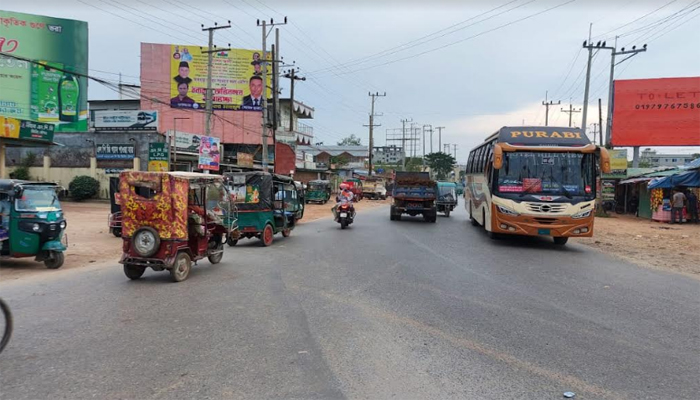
[198,136,221,171]
[1,116,55,142]
[612,77,700,146]
[605,149,628,179]
[94,110,158,131]
[174,131,202,153]
[0,11,88,132]
[148,142,169,171]
[169,45,268,111]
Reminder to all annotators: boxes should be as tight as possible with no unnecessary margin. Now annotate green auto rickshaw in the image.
[306,180,331,204]
[436,181,458,217]
[224,172,303,247]
[0,180,67,269]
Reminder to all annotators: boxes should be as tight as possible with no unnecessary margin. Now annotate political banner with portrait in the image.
[169,45,268,111]
[198,136,221,171]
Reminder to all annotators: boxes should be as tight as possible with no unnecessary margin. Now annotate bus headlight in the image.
[497,205,519,216]
[572,210,592,219]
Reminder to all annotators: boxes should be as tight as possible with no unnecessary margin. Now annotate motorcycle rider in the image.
[333,183,356,221]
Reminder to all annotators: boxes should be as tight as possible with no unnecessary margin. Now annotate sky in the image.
[4,0,700,162]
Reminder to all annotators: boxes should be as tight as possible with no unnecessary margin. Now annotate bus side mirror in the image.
[493,144,503,170]
[599,147,611,174]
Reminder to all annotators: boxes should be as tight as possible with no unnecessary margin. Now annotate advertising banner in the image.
[237,152,254,167]
[148,142,169,172]
[1,116,54,142]
[602,180,616,201]
[604,149,629,179]
[198,136,221,171]
[0,11,89,132]
[96,143,135,160]
[169,45,268,111]
[174,131,201,153]
[94,110,158,131]
[612,77,700,146]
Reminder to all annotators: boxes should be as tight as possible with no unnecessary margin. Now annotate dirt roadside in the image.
[0,199,391,282]
[573,215,700,278]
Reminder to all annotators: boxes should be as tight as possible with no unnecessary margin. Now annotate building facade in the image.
[640,149,696,167]
[372,145,405,165]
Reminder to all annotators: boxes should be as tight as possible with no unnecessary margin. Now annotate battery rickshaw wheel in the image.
[170,252,192,282]
[44,252,65,269]
[124,264,146,280]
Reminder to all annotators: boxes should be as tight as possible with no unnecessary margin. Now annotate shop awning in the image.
[619,177,653,185]
[648,170,700,189]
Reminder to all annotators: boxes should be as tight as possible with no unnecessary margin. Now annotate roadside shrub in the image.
[69,176,100,201]
[12,152,37,181]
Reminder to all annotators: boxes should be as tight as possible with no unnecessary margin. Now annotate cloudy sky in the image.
[6,0,700,162]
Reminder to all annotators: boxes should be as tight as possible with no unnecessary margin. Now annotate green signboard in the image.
[148,142,169,172]
[20,119,54,141]
[0,11,88,132]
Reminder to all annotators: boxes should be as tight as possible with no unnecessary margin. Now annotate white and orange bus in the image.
[464,126,611,245]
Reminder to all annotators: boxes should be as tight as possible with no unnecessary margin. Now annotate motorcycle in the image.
[335,201,355,229]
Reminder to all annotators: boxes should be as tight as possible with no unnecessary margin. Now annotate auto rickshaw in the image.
[118,171,231,282]
[108,177,122,237]
[224,172,302,246]
[306,180,331,204]
[0,179,67,269]
[436,181,458,217]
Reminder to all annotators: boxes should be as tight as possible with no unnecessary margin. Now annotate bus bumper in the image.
[493,212,595,238]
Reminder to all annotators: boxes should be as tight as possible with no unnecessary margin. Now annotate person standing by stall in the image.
[686,189,698,223]
[671,188,686,224]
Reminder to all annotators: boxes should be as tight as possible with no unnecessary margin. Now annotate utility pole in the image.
[257,17,287,172]
[452,144,457,159]
[400,118,412,171]
[365,92,386,176]
[422,124,431,171]
[283,67,306,132]
[605,37,647,150]
[435,126,445,153]
[272,28,280,158]
[598,98,603,148]
[444,144,450,154]
[201,22,232,138]
[582,24,615,138]
[561,102,582,127]
[590,123,599,145]
[541,91,561,126]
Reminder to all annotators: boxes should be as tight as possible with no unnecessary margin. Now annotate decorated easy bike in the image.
[118,172,231,282]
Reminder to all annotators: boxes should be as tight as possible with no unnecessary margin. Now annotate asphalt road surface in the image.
[1,203,698,399]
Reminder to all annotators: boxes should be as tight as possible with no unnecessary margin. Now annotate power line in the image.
[592,0,679,40]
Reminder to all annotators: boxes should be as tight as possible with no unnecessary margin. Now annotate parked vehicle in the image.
[390,172,437,222]
[224,172,302,246]
[0,179,67,269]
[343,178,364,201]
[0,297,11,354]
[436,181,458,217]
[362,177,387,200]
[108,177,122,237]
[455,182,465,196]
[118,172,230,282]
[306,180,331,204]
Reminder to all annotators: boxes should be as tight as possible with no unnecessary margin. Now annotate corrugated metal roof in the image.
[297,145,368,157]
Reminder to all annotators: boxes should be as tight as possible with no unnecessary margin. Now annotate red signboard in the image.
[612,77,700,146]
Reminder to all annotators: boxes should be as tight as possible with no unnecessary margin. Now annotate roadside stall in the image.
[648,168,700,223]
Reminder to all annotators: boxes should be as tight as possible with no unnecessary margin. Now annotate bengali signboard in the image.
[198,136,221,171]
[148,142,169,171]
[96,143,135,160]
[94,110,158,131]
[237,152,254,167]
[174,131,201,153]
[601,180,616,201]
[169,45,268,111]
[612,77,700,146]
[0,11,89,132]
[0,116,54,142]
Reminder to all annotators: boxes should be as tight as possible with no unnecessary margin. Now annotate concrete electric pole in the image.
[365,92,386,176]
[400,118,412,171]
[435,126,445,153]
[257,17,287,172]
[541,91,561,126]
[283,67,306,132]
[561,102,582,127]
[201,22,232,138]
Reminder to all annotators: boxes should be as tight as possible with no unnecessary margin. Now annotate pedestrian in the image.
[686,189,698,223]
[670,188,686,224]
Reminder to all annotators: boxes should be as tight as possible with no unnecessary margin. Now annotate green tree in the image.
[425,152,456,180]
[337,134,362,146]
[330,155,349,167]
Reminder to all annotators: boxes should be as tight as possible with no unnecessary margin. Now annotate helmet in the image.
[339,183,349,190]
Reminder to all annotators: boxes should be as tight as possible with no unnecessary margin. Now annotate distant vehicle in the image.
[362,177,387,200]
[390,172,437,222]
[436,181,458,217]
[306,180,331,204]
[343,178,364,201]
[464,126,611,245]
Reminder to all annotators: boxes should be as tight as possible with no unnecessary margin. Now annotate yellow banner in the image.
[148,160,169,172]
[169,45,269,111]
[0,116,20,139]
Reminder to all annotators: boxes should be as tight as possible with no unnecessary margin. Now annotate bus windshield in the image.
[495,152,595,198]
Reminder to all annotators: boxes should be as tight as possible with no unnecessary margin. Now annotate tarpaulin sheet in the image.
[648,170,700,189]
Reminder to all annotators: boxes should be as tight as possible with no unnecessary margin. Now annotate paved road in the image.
[1,203,698,399]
